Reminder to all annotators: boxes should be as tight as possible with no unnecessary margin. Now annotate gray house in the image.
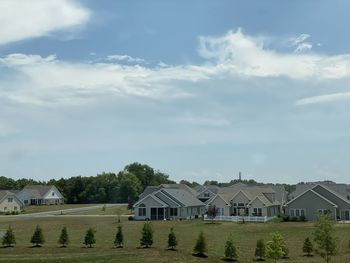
[194,185,220,203]
[134,184,206,220]
[286,184,350,221]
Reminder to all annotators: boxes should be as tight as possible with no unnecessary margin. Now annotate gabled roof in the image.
[139,184,198,200]
[312,184,350,205]
[134,192,168,207]
[286,188,338,207]
[0,190,24,205]
[21,185,61,199]
[206,194,229,206]
[161,188,205,207]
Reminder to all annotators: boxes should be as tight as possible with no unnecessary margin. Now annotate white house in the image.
[19,185,64,205]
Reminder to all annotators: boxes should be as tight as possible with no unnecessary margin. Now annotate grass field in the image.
[21,204,97,214]
[67,205,131,216]
[0,216,349,263]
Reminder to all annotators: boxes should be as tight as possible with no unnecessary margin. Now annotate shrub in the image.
[193,231,207,257]
[224,234,238,261]
[58,226,69,247]
[167,228,177,250]
[300,215,306,222]
[2,226,16,247]
[266,232,287,262]
[128,216,134,221]
[140,222,153,248]
[30,225,45,247]
[303,237,313,257]
[114,225,124,248]
[84,228,96,248]
[255,238,266,261]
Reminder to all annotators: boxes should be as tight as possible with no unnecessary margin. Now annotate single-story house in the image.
[19,185,64,205]
[286,184,350,221]
[206,184,283,218]
[0,190,24,212]
[134,184,206,220]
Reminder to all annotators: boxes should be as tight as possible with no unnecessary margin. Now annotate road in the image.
[14,203,126,218]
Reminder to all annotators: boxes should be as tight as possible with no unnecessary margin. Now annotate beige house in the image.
[0,190,24,213]
[206,183,283,220]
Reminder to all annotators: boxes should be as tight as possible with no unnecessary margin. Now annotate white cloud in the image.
[290,34,312,53]
[106,55,145,64]
[296,91,350,105]
[0,0,90,45]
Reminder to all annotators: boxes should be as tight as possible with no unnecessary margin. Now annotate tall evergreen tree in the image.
[58,226,69,247]
[313,213,338,263]
[30,225,45,247]
[193,231,207,257]
[84,228,96,248]
[224,234,238,261]
[2,226,16,247]
[255,238,266,261]
[303,237,313,257]
[114,225,124,248]
[140,222,153,248]
[167,228,177,250]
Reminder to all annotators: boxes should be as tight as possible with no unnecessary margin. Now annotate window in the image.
[204,192,210,197]
[24,200,29,204]
[296,209,300,217]
[138,204,146,217]
[290,209,295,217]
[8,198,13,203]
[170,208,178,217]
[253,208,263,216]
[290,209,306,218]
[52,192,55,196]
[233,203,237,207]
[238,203,244,207]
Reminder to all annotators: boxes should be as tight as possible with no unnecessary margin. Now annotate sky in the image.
[1,0,350,184]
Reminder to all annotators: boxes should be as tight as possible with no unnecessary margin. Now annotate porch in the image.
[204,214,275,223]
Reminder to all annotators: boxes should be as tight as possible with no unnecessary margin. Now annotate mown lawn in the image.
[67,205,131,216]
[0,216,349,263]
[21,204,97,214]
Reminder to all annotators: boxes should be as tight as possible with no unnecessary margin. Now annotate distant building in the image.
[0,190,24,212]
[286,183,350,221]
[134,184,206,220]
[19,185,64,205]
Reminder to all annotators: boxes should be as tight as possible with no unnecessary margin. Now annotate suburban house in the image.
[134,184,206,220]
[18,185,64,205]
[0,190,25,212]
[205,183,284,220]
[286,183,350,221]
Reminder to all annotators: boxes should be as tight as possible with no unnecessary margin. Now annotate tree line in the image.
[0,163,175,205]
[1,214,345,262]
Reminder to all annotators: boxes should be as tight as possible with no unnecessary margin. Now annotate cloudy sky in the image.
[1,0,350,184]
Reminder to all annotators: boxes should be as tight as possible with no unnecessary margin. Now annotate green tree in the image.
[2,226,16,247]
[255,238,266,261]
[266,232,286,262]
[313,213,338,263]
[167,228,177,250]
[303,237,313,257]
[193,231,207,257]
[224,234,238,261]
[58,226,69,247]
[114,225,124,248]
[117,172,142,203]
[84,228,96,248]
[30,225,45,247]
[140,222,153,248]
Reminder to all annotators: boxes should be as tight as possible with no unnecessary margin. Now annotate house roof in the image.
[139,184,198,200]
[160,188,205,207]
[290,182,350,200]
[21,185,54,198]
[286,188,338,207]
[312,184,350,205]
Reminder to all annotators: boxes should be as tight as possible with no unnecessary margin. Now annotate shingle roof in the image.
[160,188,205,207]
[0,190,12,200]
[290,183,350,200]
[139,184,197,200]
[22,185,53,198]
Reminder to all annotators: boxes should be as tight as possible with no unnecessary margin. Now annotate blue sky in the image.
[1,0,350,184]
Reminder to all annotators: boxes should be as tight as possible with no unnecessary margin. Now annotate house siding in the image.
[0,195,23,212]
[286,190,337,221]
[207,195,229,216]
